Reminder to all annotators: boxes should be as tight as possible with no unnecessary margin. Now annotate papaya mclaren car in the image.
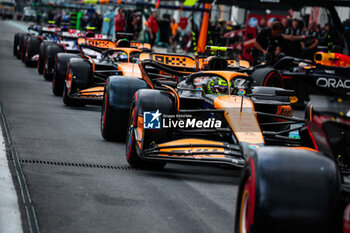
[234,94,350,233]
[250,51,350,105]
[62,37,144,106]
[101,56,309,169]
[139,45,250,72]
[42,29,110,81]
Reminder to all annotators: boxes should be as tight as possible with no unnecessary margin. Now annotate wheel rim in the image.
[126,107,136,160]
[240,189,249,233]
[239,177,252,233]
[264,72,283,88]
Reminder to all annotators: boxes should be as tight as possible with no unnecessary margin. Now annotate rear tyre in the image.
[126,104,166,169]
[251,67,283,88]
[63,58,91,107]
[38,42,52,75]
[234,147,341,233]
[52,53,77,96]
[44,44,64,80]
[24,36,41,67]
[126,89,174,169]
[13,33,24,57]
[21,35,30,62]
[101,76,148,141]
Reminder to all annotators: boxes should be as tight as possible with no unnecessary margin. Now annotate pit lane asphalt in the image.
[0,22,241,233]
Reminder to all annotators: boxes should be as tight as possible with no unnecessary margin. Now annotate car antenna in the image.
[238,88,245,113]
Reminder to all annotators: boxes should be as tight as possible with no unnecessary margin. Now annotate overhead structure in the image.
[202,0,350,8]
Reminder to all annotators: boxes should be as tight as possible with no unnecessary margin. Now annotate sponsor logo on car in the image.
[316,77,350,89]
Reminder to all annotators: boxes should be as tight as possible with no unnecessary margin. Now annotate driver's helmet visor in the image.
[212,85,228,94]
[208,77,228,95]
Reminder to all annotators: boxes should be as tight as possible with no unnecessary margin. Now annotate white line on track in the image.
[0,125,23,233]
[5,20,30,32]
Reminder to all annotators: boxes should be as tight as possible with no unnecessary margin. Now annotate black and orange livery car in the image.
[100,54,308,169]
[61,38,150,107]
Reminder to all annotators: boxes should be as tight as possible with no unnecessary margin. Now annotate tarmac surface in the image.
[0,21,241,233]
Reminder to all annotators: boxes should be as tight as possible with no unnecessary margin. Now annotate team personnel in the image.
[301,21,319,60]
[147,11,159,47]
[253,22,302,65]
[284,19,303,57]
[170,18,179,52]
[114,8,125,34]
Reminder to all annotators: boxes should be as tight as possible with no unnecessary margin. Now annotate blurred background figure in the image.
[147,11,158,46]
[301,21,319,60]
[170,18,179,52]
[126,11,141,41]
[114,8,125,34]
[318,23,335,52]
[284,19,303,57]
[257,17,267,35]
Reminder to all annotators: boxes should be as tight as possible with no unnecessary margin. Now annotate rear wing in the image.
[60,31,85,39]
[77,38,116,49]
[131,42,151,51]
[139,51,250,72]
[40,26,61,34]
[60,31,109,40]
[227,59,250,68]
[139,53,197,70]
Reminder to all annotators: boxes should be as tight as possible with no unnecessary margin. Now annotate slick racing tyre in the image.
[52,53,77,96]
[43,44,64,80]
[24,36,41,67]
[63,58,92,107]
[13,33,25,57]
[126,89,174,169]
[251,67,284,88]
[17,34,27,59]
[234,147,341,233]
[38,42,53,75]
[21,35,30,62]
[101,76,147,141]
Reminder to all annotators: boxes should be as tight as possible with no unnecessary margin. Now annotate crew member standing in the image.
[284,19,303,57]
[170,18,179,52]
[147,11,158,47]
[114,8,125,36]
[301,21,319,60]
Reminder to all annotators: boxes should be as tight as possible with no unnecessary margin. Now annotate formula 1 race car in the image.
[234,94,349,233]
[101,55,306,169]
[52,34,151,96]
[41,28,110,81]
[14,24,62,67]
[250,51,350,105]
[61,38,144,106]
[13,24,61,66]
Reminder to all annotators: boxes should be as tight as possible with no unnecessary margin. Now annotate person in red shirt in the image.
[115,8,125,35]
[147,11,158,46]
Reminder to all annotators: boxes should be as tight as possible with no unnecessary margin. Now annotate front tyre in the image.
[126,104,166,169]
